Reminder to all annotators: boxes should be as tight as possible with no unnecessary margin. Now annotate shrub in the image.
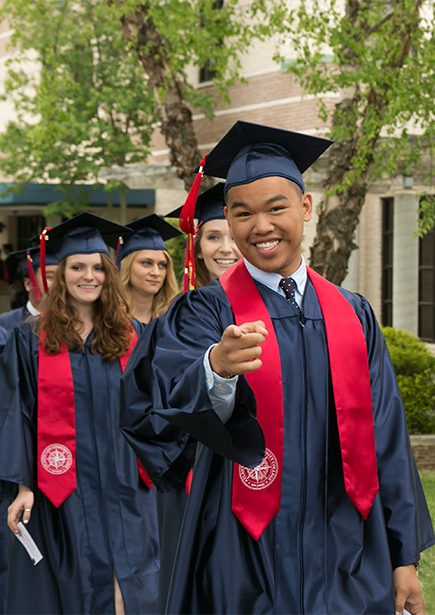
[382,327,435,434]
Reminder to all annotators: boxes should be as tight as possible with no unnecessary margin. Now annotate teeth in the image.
[256,240,279,250]
[216,259,236,265]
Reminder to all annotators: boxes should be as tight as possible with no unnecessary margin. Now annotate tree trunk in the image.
[309,0,421,285]
[116,1,213,192]
[309,95,378,286]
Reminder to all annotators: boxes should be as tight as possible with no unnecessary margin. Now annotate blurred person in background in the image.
[118,215,180,325]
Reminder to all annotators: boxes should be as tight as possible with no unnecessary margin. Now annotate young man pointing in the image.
[123,121,434,615]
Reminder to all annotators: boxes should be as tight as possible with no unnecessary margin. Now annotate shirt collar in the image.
[244,255,307,297]
[26,300,41,316]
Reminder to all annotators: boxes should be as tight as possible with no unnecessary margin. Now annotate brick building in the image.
[1,14,434,342]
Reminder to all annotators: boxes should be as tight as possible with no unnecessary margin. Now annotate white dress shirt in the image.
[204,256,307,422]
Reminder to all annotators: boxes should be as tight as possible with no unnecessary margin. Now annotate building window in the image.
[17,215,45,251]
[199,0,224,84]
[382,198,394,327]
[418,197,435,341]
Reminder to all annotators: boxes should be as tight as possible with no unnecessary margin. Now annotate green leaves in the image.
[0,0,156,216]
[382,327,435,434]
[277,0,435,201]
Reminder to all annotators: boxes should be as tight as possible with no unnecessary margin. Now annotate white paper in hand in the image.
[14,522,43,565]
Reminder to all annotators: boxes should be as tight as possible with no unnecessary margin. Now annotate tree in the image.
[0,0,156,218]
[110,0,284,191]
[275,0,435,285]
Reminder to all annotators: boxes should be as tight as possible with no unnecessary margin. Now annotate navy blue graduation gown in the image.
[0,327,10,614]
[0,320,160,614]
[121,317,194,613]
[131,277,434,615]
[0,305,31,330]
[0,307,32,613]
[0,328,8,345]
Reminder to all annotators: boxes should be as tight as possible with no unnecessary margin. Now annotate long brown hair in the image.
[120,250,179,319]
[40,253,133,362]
[193,226,213,288]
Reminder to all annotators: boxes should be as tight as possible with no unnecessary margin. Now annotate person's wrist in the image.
[209,345,230,378]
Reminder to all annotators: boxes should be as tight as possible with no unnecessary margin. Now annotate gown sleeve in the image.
[0,325,37,498]
[139,288,264,469]
[356,295,435,566]
[121,317,197,492]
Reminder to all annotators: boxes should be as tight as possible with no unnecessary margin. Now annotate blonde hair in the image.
[120,250,179,319]
[40,253,134,362]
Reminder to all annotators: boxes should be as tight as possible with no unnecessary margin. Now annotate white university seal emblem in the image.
[239,448,279,490]
[41,444,73,475]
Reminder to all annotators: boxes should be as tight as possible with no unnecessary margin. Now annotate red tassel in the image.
[183,233,197,292]
[180,155,207,291]
[27,251,41,301]
[179,155,207,235]
[1,260,9,283]
[39,227,51,295]
[115,236,123,268]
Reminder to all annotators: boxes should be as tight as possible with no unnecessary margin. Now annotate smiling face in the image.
[197,219,242,281]
[225,176,313,278]
[129,249,167,297]
[64,253,105,307]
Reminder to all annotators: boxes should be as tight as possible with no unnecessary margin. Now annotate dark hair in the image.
[10,279,28,309]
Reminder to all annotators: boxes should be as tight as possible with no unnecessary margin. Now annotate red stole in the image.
[37,327,151,507]
[219,260,379,540]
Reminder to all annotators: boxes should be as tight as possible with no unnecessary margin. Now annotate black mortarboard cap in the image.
[32,212,130,262]
[166,183,226,225]
[11,247,59,276]
[196,121,333,195]
[119,214,181,261]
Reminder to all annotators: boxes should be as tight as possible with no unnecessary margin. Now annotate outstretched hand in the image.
[209,321,268,378]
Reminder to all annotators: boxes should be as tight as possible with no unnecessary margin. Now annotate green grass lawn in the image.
[419,470,435,614]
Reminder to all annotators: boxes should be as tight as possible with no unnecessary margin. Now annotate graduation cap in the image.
[166,183,226,226]
[195,121,333,195]
[179,122,333,290]
[32,212,130,294]
[10,247,59,301]
[11,247,59,277]
[117,214,182,264]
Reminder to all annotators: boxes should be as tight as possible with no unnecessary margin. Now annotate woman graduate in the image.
[0,213,159,615]
[190,183,242,288]
[118,214,180,324]
[119,184,242,613]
